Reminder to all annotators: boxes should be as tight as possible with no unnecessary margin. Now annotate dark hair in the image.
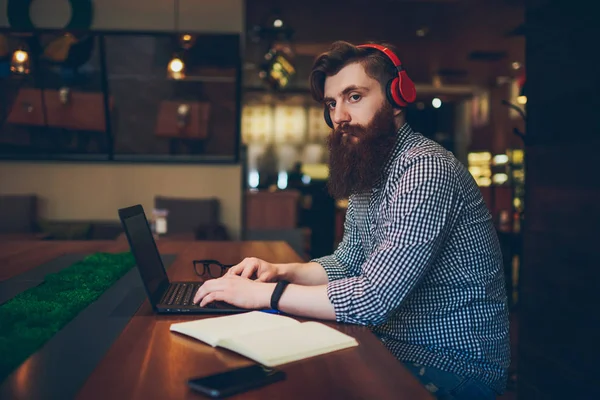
[309,40,401,103]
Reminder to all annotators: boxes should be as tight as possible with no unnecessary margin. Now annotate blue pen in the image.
[260,309,281,314]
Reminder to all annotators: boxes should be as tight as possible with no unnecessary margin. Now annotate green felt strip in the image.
[0,252,136,382]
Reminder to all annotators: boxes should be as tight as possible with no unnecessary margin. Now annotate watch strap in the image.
[270,280,290,311]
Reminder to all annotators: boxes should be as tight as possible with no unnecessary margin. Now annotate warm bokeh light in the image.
[493,154,509,165]
[14,50,28,62]
[11,49,30,74]
[168,58,184,73]
[167,57,185,79]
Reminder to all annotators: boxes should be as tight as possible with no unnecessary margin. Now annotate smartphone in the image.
[187,364,286,398]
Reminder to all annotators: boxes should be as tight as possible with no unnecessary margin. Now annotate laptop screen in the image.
[121,212,169,303]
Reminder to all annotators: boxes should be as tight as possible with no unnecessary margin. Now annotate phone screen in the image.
[188,364,285,398]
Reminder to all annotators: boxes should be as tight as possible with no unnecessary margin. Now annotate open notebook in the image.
[170,311,359,367]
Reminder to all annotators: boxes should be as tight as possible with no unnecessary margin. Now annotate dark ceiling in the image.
[244,0,525,97]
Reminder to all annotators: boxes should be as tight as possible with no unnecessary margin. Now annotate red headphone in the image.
[324,43,417,128]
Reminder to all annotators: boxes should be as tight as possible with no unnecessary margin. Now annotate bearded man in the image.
[194,41,510,399]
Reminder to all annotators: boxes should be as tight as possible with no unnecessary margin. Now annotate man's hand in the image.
[226,257,281,282]
[193,274,275,309]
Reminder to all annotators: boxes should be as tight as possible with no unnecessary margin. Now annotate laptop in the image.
[118,204,245,314]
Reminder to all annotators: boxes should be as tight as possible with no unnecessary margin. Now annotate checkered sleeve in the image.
[327,156,464,325]
[311,198,366,282]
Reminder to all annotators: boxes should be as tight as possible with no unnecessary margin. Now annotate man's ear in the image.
[393,107,403,117]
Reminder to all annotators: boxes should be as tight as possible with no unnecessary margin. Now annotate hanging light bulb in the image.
[167,56,185,80]
[179,34,195,49]
[11,48,30,75]
[168,0,187,80]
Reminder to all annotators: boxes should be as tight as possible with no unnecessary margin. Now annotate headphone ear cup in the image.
[398,71,417,104]
[385,78,402,107]
[387,77,407,107]
[324,107,333,129]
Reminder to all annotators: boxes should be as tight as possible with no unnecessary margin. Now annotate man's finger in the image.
[226,265,241,275]
[193,286,205,304]
[257,272,273,282]
[193,279,220,304]
[227,261,248,276]
[199,292,214,307]
[200,291,224,307]
[241,265,257,279]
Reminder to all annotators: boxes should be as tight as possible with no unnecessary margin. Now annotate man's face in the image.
[323,62,399,200]
[324,62,387,137]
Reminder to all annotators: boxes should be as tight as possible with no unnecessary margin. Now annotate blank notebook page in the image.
[221,321,359,367]
[170,311,299,347]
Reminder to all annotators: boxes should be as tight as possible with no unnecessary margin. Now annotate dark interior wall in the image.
[518,1,600,399]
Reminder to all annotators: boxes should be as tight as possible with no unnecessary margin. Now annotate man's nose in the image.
[332,103,350,126]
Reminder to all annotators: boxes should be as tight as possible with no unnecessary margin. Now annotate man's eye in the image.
[327,102,336,109]
[350,94,361,102]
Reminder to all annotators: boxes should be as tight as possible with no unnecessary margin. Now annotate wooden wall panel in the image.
[245,190,300,230]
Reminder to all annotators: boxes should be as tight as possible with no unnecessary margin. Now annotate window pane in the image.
[0,32,109,159]
[105,33,240,162]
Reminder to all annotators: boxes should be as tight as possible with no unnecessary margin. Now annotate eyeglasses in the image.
[192,259,234,278]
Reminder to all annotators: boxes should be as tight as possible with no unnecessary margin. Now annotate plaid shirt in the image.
[313,123,510,393]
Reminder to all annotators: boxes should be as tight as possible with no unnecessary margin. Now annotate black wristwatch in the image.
[270,280,290,311]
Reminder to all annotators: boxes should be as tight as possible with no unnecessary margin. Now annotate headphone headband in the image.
[356,42,417,107]
[357,43,403,70]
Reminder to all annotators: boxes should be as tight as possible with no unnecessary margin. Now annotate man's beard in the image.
[326,103,398,200]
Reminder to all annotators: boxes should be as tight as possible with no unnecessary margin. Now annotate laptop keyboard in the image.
[163,283,200,306]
